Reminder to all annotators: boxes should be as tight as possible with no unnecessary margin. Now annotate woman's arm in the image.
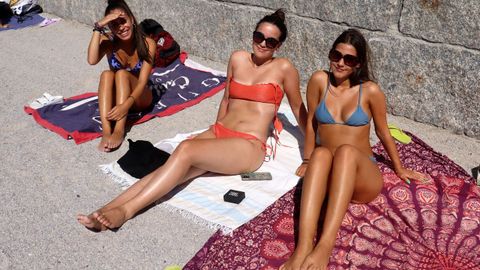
[87,11,124,65]
[215,52,235,121]
[369,83,426,182]
[125,37,157,105]
[87,31,110,65]
[295,71,323,176]
[282,59,307,135]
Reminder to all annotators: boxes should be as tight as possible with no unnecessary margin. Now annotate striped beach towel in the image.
[100,104,303,232]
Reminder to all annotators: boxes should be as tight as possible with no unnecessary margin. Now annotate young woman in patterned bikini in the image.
[88,0,156,152]
[77,9,307,231]
[280,29,427,270]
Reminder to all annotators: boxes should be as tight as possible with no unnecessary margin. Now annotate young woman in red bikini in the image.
[280,29,427,270]
[89,0,156,152]
[77,9,307,231]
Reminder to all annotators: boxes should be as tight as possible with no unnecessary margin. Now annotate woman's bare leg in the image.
[107,70,153,150]
[300,145,382,270]
[77,130,214,231]
[280,147,333,270]
[107,70,130,150]
[97,70,115,152]
[76,166,207,231]
[96,135,265,229]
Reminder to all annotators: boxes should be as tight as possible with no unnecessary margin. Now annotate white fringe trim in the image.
[161,203,234,235]
[99,163,139,190]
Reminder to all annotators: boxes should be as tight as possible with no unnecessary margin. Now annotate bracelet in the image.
[302,158,310,164]
[93,22,105,34]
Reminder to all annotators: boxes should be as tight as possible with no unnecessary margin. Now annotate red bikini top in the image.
[229,78,285,160]
[229,78,284,106]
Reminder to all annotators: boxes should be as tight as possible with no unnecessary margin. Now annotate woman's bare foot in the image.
[97,134,111,152]
[76,212,107,232]
[96,206,128,229]
[299,243,333,270]
[106,130,124,151]
[280,244,313,270]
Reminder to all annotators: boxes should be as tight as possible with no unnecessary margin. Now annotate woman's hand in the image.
[106,102,130,121]
[395,167,429,184]
[295,163,309,177]
[97,10,125,28]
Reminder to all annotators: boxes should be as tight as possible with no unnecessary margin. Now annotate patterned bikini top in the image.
[107,51,143,74]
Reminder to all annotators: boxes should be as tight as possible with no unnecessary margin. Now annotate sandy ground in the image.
[0,15,478,269]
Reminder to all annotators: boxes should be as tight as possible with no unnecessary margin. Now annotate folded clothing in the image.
[118,139,171,179]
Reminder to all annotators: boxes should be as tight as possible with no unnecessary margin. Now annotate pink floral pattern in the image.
[184,133,480,269]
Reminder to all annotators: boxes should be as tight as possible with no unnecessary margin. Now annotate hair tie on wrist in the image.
[93,22,105,34]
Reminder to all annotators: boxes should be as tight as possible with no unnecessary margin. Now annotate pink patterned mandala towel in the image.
[184,133,480,270]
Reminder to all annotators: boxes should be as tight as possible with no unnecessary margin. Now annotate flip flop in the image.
[39,18,61,27]
[388,124,412,144]
[164,265,182,270]
[28,92,64,109]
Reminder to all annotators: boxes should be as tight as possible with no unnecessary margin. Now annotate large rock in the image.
[400,0,480,50]
[219,0,294,11]
[281,17,350,84]
[370,35,480,137]
[39,0,103,25]
[293,0,401,31]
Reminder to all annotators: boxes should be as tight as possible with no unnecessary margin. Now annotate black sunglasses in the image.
[328,49,360,67]
[252,31,280,49]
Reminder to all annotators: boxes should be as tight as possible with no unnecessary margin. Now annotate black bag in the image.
[117,139,171,179]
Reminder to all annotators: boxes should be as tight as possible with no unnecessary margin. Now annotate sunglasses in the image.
[328,49,360,67]
[252,31,280,49]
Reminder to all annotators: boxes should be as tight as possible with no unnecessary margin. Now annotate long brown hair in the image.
[330,28,374,86]
[105,0,152,64]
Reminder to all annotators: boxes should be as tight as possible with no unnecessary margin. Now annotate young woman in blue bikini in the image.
[281,29,427,270]
[77,9,307,231]
[88,0,156,152]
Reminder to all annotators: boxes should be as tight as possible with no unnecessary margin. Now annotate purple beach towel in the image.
[0,14,44,31]
[184,133,480,269]
[24,53,226,144]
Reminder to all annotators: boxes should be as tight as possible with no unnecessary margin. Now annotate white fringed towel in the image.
[100,103,303,233]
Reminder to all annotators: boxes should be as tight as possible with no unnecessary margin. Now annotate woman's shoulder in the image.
[310,70,329,83]
[230,50,249,59]
[272,57,299,77]
[362,80,382,94]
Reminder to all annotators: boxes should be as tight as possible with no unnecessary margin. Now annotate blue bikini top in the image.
[315,79,370,126]
[108,51,143,74]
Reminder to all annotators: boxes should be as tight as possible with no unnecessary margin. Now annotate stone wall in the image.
[38,0,480,138]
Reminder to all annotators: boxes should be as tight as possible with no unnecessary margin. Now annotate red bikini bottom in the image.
[210,122,266,151]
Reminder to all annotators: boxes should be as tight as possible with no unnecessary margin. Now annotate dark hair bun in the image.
[255,8,288,42]
[272,9,285,22]
[107,0,124,5]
